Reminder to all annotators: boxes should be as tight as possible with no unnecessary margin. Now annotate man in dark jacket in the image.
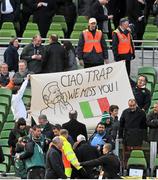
[62,110,88,142]
[42,34,68,73]
[132,75,151,112]
[20,35,44,74]
[32,0,56,38]
[119,98,147,147]
[45,136,67,179]
[80,143,121,179]
[147,102,158,142]
[74,134,100,178]
[77,17,109,68]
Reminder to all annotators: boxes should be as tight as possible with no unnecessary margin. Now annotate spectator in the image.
[32,0,56,38]
[89,122,115,151]
[101,111,113,135]
[45,136,67,179]
[109,105,120,140]
[38,114,54,140]
[20,35,44,74]
[4,37,19,72]
[62,41,78,71]
[73,134,100,178]
[147,102,158,143]
[42,34,68,73]
[119,99,147,160]
[14,137,28,179]
[0,63,14,90]
[132,75,151,112]
[19,0,34,37]
[8,118,29,157]
[52,124,74,146]
[18,125,46,179]
[12,60,32,89]
[62,110,88,142]
[59,129,82,178]
[11,74,30,121]
[80,143,121,179]
[0,0,20,36]
[112,18,135,76]
[89,0,113,34]
[77,18,109,68]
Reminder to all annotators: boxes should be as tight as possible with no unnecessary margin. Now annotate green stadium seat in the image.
[2,122,15,131]
[138,67,156,78]
[0,163,7,172]
[154,84,158,92]
[73,23,87,31]
[0,130,10,139]
[0,89,12,100]
[146,82,154,93]
[47,30,64,38]
[152,92,158,100]
[25,23,38,31]
[130,150,145,158]
[70,31,81,39]
[0,96,10,113]
[49,23,62,31]
[0,113,4,124]
[2,147,11,156]
[0,139,9,147]
[52,15,67,32]
[0,104,7,118]
[6,114,14,122]
[76,16,88,23]
[24,88,31,98]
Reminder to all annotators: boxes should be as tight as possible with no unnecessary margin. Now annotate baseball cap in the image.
[77,134,86,142]
[89,18,97,24]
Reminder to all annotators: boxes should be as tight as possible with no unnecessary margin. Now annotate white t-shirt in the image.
[11,79,28,121]
[1,0,13,14]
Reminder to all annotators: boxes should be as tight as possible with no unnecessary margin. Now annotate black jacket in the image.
[119,107,147,146]
[112,27,135,61]
[45,145,67,179]
[74,141,100,178]
[0,146,4,163]
[89,0,108,30]
[42,42,68,73]
[147,111,158,142]
[20,43,44,74]
[77,28,108,65]
[62,119,88,142]
[4,45,19,72]
[80,152,121,179]
[0,0,20,21]
[132,86,151,112]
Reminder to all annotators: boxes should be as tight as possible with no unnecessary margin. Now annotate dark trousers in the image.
[27,167,45,179]
[125,60,131,77]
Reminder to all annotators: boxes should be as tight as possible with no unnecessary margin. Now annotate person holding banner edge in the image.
[77,17,109,68]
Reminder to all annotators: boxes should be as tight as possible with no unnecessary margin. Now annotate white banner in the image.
[30,61,134,129]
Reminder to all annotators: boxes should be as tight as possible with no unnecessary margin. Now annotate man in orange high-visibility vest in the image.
[77,17,109,68]
[112,18,135,76]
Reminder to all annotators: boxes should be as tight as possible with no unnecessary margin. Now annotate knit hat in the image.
[77,134,86,142]
[101,111,111,124]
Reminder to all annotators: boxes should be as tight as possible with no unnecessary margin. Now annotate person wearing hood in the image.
[42,34,68,73]
[4,37,19,72]
[77,17,109,68]
[8,117,30,156]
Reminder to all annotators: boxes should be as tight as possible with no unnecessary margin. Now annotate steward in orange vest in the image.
[112,18,135,76]
[77,18,108,68]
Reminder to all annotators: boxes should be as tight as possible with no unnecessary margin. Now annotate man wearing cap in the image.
[77,17,109,68]
[112,18,135,76]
